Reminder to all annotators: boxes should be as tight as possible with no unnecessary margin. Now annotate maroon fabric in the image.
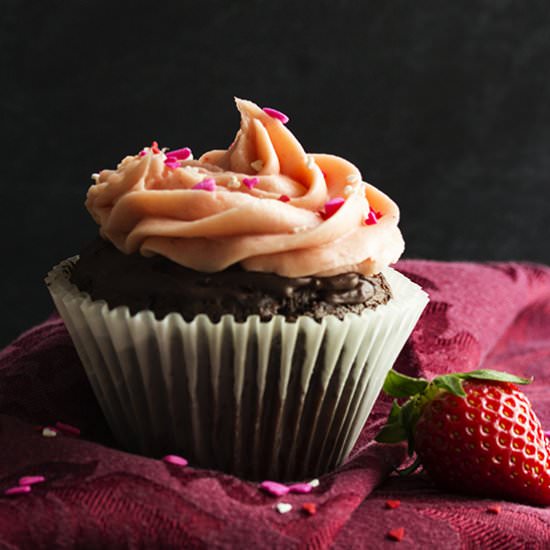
[1,260,550,549]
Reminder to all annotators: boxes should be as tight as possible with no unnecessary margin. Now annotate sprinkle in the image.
[4,486,31,496]
[91,173,100,181]
[192,178,217,192]
[138,149,148,157]
[302,502,317,516]
[275,502,292,514]
[150,141,161,154]
[42,427,58,438]
[305,156,315,169]
[385,499,401,510]
[308,478,320,488]
[487,504,502,514]
[262,107,290,124]
[162,454,188,467]
[19,476,45,486]
[544,430,550,439]
[166,147,192,161]
[243,176,260,190]
[164,159,180,170]
[346,174,361,183]
[227,176,241,189]
[364,208,378,226]
[288,483,312,494]
[387,527,405,542]
[343,185,354,196]
[321,197,345,220]
[260,481,290,497]
[55,422,81,437]
[251,160,264,172]
[279,194,290,202]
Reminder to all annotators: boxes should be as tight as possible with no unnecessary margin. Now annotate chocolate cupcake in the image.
[46,99,428,480]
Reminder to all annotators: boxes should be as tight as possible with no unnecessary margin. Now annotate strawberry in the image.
[376,369,550,506]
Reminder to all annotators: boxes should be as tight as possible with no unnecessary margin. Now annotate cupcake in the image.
[46,99,428,480]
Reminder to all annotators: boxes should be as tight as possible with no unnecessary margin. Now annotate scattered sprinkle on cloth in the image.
[1,260,549,548]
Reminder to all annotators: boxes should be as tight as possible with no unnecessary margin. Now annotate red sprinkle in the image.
[243,177,259,189]
[385,499,401,510]
[279,194,290,202]
[487,504,502,515]
[387,527,405,542]
[166,147,192,161]
[4,486,31,496]
[302,502,317,516]
[55,422,80,437]
[262,107,289,124]
[162,455,188,467]
[321,197,345,220]
[192,178,217,192]
[151,141,161,154]
[19,476,45,486]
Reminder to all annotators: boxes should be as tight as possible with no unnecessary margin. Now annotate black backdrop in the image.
[2,0,550,346]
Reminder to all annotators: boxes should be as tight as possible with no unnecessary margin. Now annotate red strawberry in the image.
[376,369,550,506]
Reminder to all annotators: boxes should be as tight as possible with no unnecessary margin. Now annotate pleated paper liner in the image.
[46,258,428,481]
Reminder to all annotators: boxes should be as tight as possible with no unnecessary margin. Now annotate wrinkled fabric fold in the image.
[1,260,550,548]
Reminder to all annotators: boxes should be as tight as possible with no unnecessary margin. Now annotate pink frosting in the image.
[86,99,404,277]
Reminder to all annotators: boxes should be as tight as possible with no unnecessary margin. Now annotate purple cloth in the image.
[1,260,549,548]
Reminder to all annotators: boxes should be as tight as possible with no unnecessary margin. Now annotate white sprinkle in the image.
[346,174,360,183]
[227,176,241,189]
[292,225,310,233]
[343,185,354,196]
[91,173,100,181]
[42,427,57,438]
[305,156,315,169]
[275,502,292,514]
[251,160,264,172]
[309,478,320,488]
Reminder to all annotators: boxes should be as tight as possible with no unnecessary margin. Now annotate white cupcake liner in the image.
[46,258,428,481]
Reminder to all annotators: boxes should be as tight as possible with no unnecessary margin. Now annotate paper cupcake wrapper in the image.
[46,258,428,481]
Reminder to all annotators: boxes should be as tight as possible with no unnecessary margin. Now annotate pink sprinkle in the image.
[166,147,192,161]
[279,194,290,202]
[4,486,31,496]
[262,107,289,124]
[164,159,180,169]
[19,476,45,486]
[138,149,148,157]
[55,421,81,437]
[162,455,188,467]
[288,483,313,494]
[260,481,290,497]
[192,178,217,192]
[365,206,381,226]
[243,177,259,189]
[321,197,345,220]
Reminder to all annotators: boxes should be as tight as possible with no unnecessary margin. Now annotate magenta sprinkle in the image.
[166,147,192,160]
[4,486,31,496]
[322,197,345,219]
[260,481,290,497]
[162,455,188,467]
[192,178,216,191]
[164,159,180,169]
[19,476,45,487]
[288,483,313,494]
[365,206,379,226]
[279,194,290,202]
[138,149,147,157]
[243,177,259,189]
[55,421,81,437]
[263,107,290,124]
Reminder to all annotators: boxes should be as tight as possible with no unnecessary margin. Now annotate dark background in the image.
[2,0,550,346]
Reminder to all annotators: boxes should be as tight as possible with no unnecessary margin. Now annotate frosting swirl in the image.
[86,99,404,277]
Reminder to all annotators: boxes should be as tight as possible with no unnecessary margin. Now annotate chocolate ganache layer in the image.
[70,238,392,322]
